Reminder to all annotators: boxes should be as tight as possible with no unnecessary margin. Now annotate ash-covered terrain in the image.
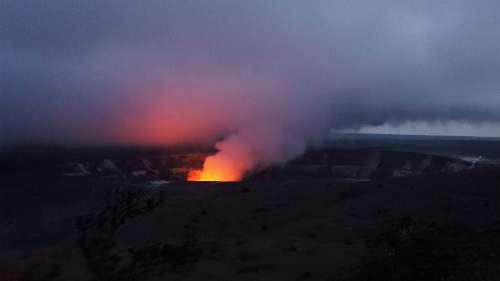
[1,134,499,280]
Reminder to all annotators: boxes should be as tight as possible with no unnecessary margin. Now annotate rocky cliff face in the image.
[62,148,498,181]
[285,148,496,180]
[63,153,211,180]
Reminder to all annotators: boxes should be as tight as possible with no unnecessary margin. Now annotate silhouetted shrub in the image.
[75,184,164,281]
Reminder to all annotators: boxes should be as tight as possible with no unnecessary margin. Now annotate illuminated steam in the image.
[188,128,307,181]
[2,1,500,178]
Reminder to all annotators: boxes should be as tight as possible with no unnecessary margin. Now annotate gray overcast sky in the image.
[1,0,500,146]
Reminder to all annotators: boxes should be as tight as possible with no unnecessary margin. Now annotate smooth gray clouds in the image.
[1,1,500,145]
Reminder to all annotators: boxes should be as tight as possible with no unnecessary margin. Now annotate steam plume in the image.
[189,128,308,181]
[2,1,500,175]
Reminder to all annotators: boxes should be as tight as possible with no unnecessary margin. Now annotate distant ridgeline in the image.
[328,132,500,159]
[1,134,499,181]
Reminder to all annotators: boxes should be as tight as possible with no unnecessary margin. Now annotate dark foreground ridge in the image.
[2,167,499,280]
[1,136,499,280]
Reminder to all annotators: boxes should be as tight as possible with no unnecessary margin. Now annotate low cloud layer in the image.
[1,1,500,178]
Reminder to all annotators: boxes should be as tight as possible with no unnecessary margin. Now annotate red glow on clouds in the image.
[98,73,305,182]
[110,76,253,145]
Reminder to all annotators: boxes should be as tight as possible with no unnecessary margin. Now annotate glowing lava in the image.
[187,168,233,182]
[187,149,251,181]
[187,134,257,182]
[188,167,238,181]
[187,156,241,181]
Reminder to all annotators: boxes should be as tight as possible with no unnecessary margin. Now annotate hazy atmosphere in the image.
[2,2,500,279]
[2,1,500,178]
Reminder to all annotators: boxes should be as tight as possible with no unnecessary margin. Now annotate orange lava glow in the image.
[187,155,242,182]
[187,168,237,182]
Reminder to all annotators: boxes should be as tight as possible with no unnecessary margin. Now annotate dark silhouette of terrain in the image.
[1,134,499,280]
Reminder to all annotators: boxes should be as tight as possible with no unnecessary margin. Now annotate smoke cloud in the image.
[1,1,500,178]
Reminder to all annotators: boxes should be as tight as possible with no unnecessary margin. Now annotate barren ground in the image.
[1,168,499,280]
